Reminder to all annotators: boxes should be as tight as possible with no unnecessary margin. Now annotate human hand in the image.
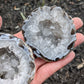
[14,17,84,84]
[0,17,84,84]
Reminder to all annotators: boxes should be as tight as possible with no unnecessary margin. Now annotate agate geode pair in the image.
[0,6,76,84]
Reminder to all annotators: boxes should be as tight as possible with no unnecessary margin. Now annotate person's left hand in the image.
[0,16,84,84]
[14,17,84,84]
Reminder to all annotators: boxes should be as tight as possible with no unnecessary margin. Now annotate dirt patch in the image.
[0,0,84,84]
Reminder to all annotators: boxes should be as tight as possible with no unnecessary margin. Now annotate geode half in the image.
[22,6,76,61]
[0,33,35,84]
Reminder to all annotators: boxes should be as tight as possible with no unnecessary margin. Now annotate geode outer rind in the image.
[0,33,35,84]
[22,6,76,61]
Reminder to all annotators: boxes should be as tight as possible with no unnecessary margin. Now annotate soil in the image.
[0,0,84,84]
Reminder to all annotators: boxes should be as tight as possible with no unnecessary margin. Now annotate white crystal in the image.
[22,6,76,61]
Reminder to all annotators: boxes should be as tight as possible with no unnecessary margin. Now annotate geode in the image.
[22,6,76,61]
[0,33,35,84]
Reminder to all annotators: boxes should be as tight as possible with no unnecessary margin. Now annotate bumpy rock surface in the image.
[22,6,76,61]
[0,33,35,84]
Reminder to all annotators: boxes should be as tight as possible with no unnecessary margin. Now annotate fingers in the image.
[14,31,25,41]
[74,33,84,47]
[72,17,84,47]
[31,51,75,84]
[0,16,2,28]
[72,17,83,30]
[35,58,47,70]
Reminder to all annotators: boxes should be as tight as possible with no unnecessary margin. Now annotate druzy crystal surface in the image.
[22,6,76,61]
[0,33,35,84]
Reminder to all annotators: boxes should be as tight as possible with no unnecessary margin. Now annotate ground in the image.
[0,0,84,84]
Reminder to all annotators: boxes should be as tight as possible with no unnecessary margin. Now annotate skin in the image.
[0,16,2,28]
[0,16,84,84]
